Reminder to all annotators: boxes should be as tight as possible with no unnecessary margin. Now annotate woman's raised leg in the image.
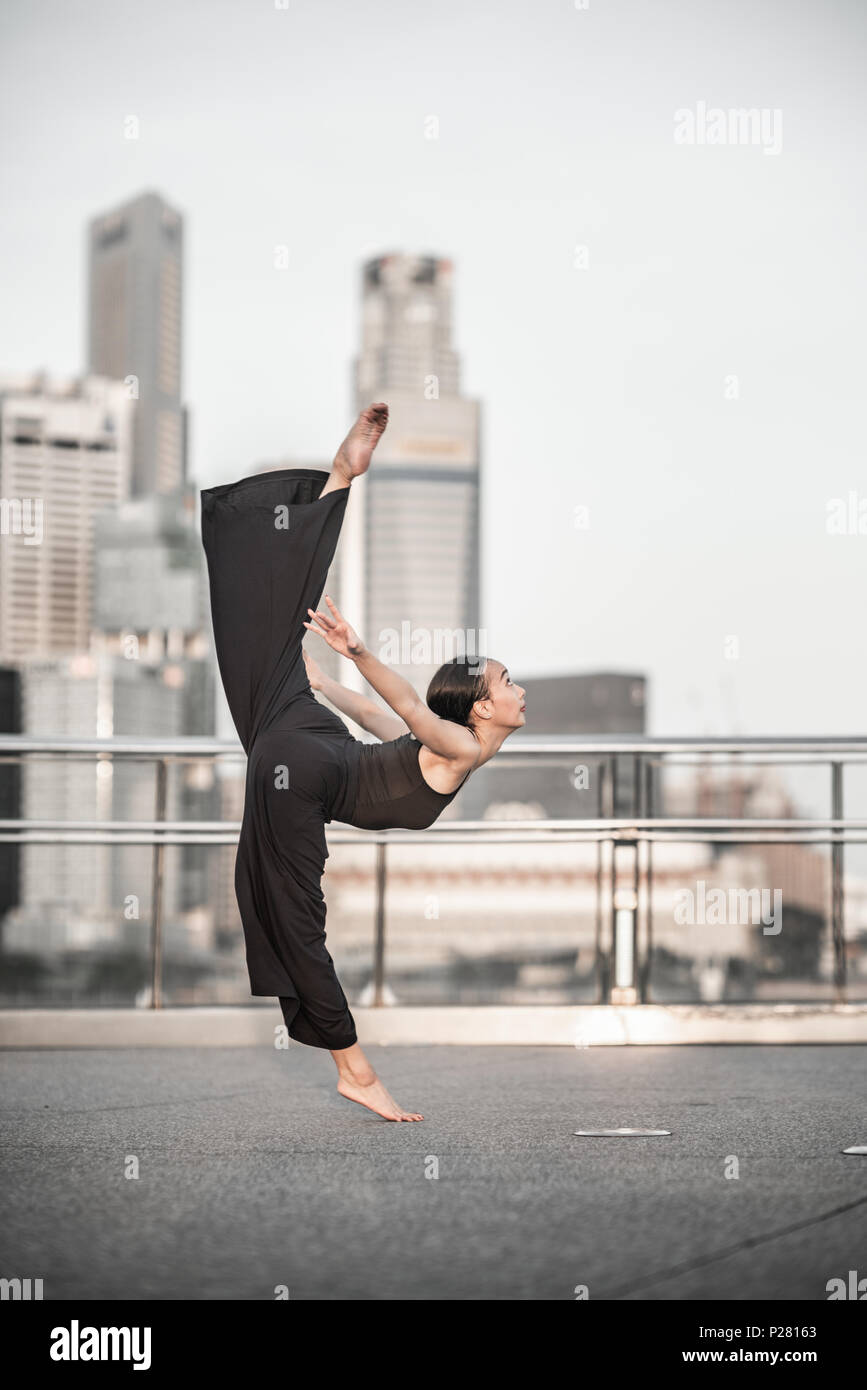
[319,402,389,496]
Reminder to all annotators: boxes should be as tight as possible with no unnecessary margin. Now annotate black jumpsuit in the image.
[200,467,470,1051]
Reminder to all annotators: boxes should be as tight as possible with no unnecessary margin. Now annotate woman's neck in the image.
[468,720,514,767]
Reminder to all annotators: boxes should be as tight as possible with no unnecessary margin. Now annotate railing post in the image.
[831,761,845,1003]
[639,756,655,1002]
[597,757,617,1002]
[609,754,639,1005]
[594,759,605,1002]
[594,839,604,1002]
[149,759,167,1010]
[372,840,387,1007]
[611,846,638,1004]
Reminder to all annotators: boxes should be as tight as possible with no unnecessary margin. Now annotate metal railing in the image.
[1,734,866,1007]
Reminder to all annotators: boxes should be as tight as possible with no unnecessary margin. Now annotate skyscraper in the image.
[87,190,186,496]
[0,372,134,661]
[348,254,481,700]
[93,488,211,648]
[91,488,218,951]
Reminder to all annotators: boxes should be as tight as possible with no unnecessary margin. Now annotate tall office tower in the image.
[0,373,134,661]
[91,488,218,945]
[93,487,211,668]
[349,254,481,702]
[87,190,186,496]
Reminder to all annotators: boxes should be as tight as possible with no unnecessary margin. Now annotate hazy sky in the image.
[2,0,865,738]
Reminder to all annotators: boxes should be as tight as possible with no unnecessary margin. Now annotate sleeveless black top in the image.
[345,731,472,831]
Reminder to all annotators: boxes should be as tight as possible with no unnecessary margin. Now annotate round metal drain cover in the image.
[574,1128,671,1137]
[842,1145,867,1155]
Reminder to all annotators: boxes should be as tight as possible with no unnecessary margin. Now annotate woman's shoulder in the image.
[409,732,484,788]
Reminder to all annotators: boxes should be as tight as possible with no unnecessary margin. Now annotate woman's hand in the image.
[303,596,365,661]
[302,647,325,691]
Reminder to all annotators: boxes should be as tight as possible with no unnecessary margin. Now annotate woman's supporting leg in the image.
[259,751,422,1116]
[316,403,426,1120]
[279,989,356,1052]
[246,763,357,1042]
[330,1041,424,1123]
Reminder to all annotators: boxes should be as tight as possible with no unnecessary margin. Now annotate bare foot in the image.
[337,1073,423,1122]
[333,402,389,482]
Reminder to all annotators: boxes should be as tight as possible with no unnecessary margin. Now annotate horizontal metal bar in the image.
[0,737,245,757]
[2,829,867,847]
[1,741,865,846]
[2,735,867,756]
[0,819,243,833]
[1,815,865,835]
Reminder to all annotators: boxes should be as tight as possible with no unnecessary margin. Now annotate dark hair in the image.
[426,656,494,731]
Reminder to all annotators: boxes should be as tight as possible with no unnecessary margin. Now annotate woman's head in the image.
[426,656,526,735]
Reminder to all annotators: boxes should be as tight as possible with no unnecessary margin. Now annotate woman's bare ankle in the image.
[339,1061,376,1087]
[320,465,352,498]
[331,1043,377,1087]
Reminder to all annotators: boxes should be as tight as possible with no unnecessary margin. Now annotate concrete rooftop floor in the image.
[1,1044,865,1300]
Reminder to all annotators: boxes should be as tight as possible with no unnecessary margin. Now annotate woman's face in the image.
[479,660,526,730]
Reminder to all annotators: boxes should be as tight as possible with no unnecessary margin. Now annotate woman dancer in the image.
[201,403,526,1121]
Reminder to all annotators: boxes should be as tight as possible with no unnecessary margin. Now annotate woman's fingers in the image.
[306,601,353,651]
[304,617,349,652]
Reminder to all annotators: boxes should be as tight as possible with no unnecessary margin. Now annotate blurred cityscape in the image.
[1,189,866,1011]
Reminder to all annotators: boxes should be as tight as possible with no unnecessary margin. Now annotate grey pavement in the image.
[1,1044,865,1300]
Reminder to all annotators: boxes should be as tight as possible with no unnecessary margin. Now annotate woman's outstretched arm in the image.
[352,644,477,761]
[303,651,407,741]
[304,598,478,765]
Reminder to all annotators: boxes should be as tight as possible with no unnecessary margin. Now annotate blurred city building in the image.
[460,670,648,821]
[87,190,187,495]
[347,253,481,701]
[0,372,134,659]
[0,187,216,997]
[91,486,217,939]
